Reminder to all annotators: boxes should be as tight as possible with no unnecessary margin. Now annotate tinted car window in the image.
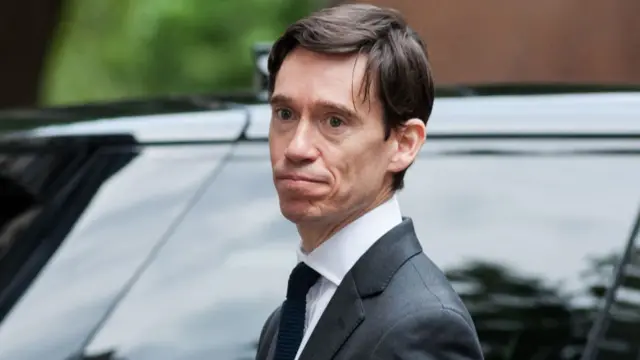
[84,150,289,360]
[583,208,640,360]
[0,145,58,287]
[403,153,640,360]
[81,140,640,360]
[0,145,230,360]
[0,135,141,324]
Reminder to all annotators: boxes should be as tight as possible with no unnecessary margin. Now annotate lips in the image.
[276,173,325,183]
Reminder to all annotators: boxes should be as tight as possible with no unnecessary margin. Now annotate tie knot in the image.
[287,262,320,300]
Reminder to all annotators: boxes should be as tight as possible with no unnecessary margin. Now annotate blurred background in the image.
[2,0,640,110]
[1,2,640,360]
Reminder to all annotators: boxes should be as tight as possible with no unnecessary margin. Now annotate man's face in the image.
[268,47,397,225]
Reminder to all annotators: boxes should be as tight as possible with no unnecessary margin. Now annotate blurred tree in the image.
[41,0,322,106]
[0,0,64,110]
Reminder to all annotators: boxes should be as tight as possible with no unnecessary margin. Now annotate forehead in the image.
[273,47,378,112]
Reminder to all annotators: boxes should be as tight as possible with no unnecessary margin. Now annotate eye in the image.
[327,116,344,128]
[275,108,294,120]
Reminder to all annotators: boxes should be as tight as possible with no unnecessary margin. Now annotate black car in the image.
[0,87,639,360]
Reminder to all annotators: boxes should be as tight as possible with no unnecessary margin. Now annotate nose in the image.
[284,120,320,164]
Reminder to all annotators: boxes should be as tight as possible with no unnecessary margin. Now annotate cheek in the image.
[354,144,390,185]
[326,142,385,190]
[268,142,277,165]
[268,134,286,164]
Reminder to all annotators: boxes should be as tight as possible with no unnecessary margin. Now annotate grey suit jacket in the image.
[255,218,484,360]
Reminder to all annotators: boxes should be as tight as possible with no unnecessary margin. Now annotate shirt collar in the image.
[296,195,403,286]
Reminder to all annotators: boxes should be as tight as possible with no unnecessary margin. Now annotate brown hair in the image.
[267,3,434,190]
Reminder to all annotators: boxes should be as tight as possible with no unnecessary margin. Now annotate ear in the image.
[387,118,426,173]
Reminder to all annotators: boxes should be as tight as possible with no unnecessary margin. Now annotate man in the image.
[256,4,483,360]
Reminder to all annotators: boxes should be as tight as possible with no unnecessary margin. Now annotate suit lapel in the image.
[298,274,364,360]
[259,307,281,360]
[350,218,423,297]
[296,218,422,360]
[266,337,277,360]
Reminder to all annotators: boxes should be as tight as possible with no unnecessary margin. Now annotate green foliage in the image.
[41,0,321,105]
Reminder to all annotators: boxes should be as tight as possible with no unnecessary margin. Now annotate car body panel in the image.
[4,93,640,144]
[19,108,249,143]
[0,92,639,360]
[82,143,640,360]
[0,146,231,360]
[246,93,640,139]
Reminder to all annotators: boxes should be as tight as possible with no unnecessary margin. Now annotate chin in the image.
[278,199,322,224]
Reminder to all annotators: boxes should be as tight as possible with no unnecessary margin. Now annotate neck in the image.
[297,190,394,253]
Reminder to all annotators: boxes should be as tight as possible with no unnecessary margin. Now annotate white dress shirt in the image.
[293,195,403,360]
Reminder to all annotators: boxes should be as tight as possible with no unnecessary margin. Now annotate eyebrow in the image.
[269,94,360,120]
[268,94,294,107]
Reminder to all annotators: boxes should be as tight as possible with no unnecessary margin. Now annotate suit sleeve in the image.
[371,307,484,360]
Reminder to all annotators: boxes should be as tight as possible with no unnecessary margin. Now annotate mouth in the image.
[275,173,329,198]
[276,173,326,184]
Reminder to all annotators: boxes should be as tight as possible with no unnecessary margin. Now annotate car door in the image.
[0,136,234,360]
[77,99,640,360]
[401,137,640,360]
[78,141,287,360]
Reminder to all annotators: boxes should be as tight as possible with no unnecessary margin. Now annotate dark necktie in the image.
[273,262,320,360]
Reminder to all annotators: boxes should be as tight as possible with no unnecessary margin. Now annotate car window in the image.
[81,140,640,360]
[0,144,56,285]
[580,206,640,360]
[83,148,289,360]
[403,154,640,360]
[0,145,230,360]
[0,135,138,318]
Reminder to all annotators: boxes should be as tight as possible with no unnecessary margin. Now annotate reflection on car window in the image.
[84,156,291,360]
[0,139,81,291]
[0,135,142,324]
[82,144,640,360]
[581,204,640,360]
[0,146,230,360]
[401,155,640,360]
[0,175,41,280]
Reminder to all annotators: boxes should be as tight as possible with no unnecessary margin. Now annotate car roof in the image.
[2,92,640,143]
